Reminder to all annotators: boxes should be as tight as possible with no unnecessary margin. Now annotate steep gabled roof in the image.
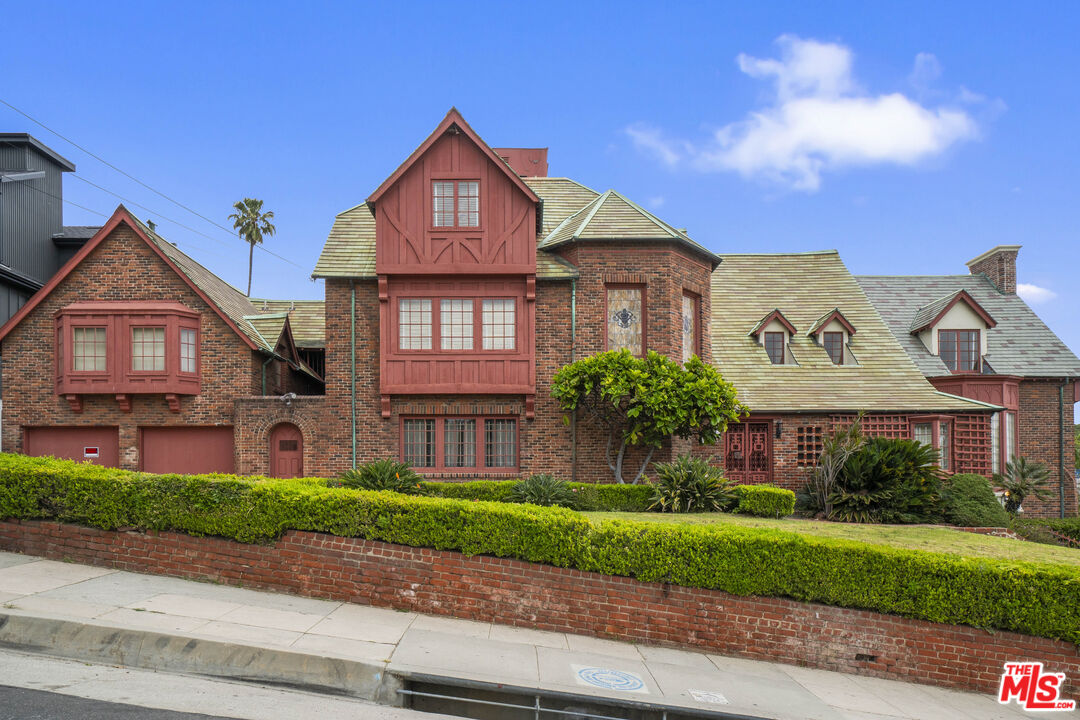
[858,274,1080,378]
[250,299,326,348]
[749,309,797,337]
[711,251,994,414]
[807,308,857,337]
[523,177,600,236]
[537,189,720,266]
[908,288,996,334]
[0,205,275,355]
[366,108,539,206]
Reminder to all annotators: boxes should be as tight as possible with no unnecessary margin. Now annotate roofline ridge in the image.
[606,189,681,239]
[335,202,369,218]
[721,250,840,257]
[540,193,603,245]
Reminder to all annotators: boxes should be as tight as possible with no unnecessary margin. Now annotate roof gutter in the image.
[1060,382,1067,518]
[351,281,357,470]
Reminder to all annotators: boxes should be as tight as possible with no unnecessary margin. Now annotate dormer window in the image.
[939,329,980,372]
[807,309,857,366]
[823,332,844,365]
[764,332,786,364]
[909,290,995,375]
[750,309,796,366]
[433,181,479,228]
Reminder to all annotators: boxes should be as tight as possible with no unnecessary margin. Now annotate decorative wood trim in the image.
[525,395,535,419]
[165,394,181,413]
[115,394,131,412]
[381,395,391,418]
[65,395,83,413]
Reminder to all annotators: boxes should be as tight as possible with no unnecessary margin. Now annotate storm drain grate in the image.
[398,675,767,720]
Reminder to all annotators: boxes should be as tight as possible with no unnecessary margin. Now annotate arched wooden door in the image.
[269,423,303,478]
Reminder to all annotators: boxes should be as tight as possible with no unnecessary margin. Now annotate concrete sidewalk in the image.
[0,551,1042,720]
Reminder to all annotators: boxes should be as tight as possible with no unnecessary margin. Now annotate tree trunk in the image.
[247,241,254,296]
[630,446,657,484]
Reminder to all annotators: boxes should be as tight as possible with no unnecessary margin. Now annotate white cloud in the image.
[1017,283,1057,304]
[626,35,981,192]
[909,52,942,93]
[647,195,666,208]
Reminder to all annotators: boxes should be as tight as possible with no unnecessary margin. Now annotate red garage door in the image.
[140,426,234,475]
[24,427,120,467]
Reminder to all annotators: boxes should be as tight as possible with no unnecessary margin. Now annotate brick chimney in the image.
[966,245,1021,294]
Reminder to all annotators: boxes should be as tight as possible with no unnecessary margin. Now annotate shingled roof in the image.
[711,251,996,414]
[250,299,326,348]
[857,274,1080,379]
[538,189,720,266]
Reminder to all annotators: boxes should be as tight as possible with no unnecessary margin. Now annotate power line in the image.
[4,176,107,218]
[0,100,306,270]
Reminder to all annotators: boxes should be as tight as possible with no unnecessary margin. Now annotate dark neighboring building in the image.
[0,133,98,323]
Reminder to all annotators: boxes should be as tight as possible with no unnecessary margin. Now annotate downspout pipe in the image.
[570,278,577,482]
[351,281,357,470]
[1060,382,1067,518]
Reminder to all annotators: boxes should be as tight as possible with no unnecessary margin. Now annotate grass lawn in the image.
[582,511,1080,569]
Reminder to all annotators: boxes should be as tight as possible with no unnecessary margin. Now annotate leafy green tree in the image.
[551,350,747,484]
[228,198,276,296]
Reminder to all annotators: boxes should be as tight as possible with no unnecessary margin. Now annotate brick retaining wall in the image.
[1,520,1076,696]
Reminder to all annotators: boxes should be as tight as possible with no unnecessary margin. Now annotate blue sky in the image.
[3,1,1078,414]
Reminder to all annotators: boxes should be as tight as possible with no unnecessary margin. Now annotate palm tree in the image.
[228,198,276,296]
[994,456,1051,515]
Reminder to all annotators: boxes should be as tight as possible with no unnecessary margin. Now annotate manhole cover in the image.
[572,666,648,693]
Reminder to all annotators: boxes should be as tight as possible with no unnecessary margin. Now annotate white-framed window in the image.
[72,327,107,372]
[440,299,474,350]
[131,327,165,372]
[482,299,515,350]
[399,299,432,350]
[433,181,479,228]
[179,328,197,373]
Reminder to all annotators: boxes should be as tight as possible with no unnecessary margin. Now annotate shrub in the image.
[2,453,1079,644]
[734,485,796,518]
[803,414,865,517]
[510,474,577,508]
[419,480,652,511]
[994,457,1052,515]
[940,474,1009,527]
[648,455,734,513]
[339,458,423,494]
[830,437,943,524]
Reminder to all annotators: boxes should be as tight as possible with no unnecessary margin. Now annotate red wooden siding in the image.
[380,277,535,395]
[375,132,537,275]
[930,375,1021,412]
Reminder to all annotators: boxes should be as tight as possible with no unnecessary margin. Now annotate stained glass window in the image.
[607,286,643,355]
[681,293,697,363]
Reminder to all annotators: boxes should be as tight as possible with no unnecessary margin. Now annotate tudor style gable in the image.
[370,108,539,275]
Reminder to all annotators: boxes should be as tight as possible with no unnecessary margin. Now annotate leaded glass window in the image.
[607,286,643,355]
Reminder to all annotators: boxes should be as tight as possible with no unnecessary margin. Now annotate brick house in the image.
[695,251,997,493]
[858,247,1080,517]
[0,206,322,475]
[4,108,1077,517]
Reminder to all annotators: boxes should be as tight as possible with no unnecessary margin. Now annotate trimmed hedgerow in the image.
[733,484,796,518]
[420,479,653,512]
[1012,517,1080,546]
[0,453,1078,643]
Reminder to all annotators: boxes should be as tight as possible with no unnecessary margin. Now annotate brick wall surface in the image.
[0,225,267,471]
[1,520,1075,696]
[314,243,714,483]
[968,250,1018,295]
[1017,379,1077,517]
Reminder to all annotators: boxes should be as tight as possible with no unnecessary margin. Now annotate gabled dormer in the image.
[909,289,996,373]
[750,309,797,365]
[368,108,541,275]
[807,308,857,366]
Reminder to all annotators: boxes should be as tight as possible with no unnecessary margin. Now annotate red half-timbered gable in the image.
[369,109,540,417]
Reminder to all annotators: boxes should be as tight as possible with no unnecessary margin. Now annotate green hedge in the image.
[733,484,796,517]
[1012,517,1080,545]
[419,480,653,512]
[1,453,1078,643]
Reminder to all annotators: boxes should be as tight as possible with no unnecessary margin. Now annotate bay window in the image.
[397,297,517,353]
[132,327,165,372]
[401,416,517,472]
[911,417,953,471]
[180,328,198,374]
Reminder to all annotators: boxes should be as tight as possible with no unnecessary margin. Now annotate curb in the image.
[0,611,403,705]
